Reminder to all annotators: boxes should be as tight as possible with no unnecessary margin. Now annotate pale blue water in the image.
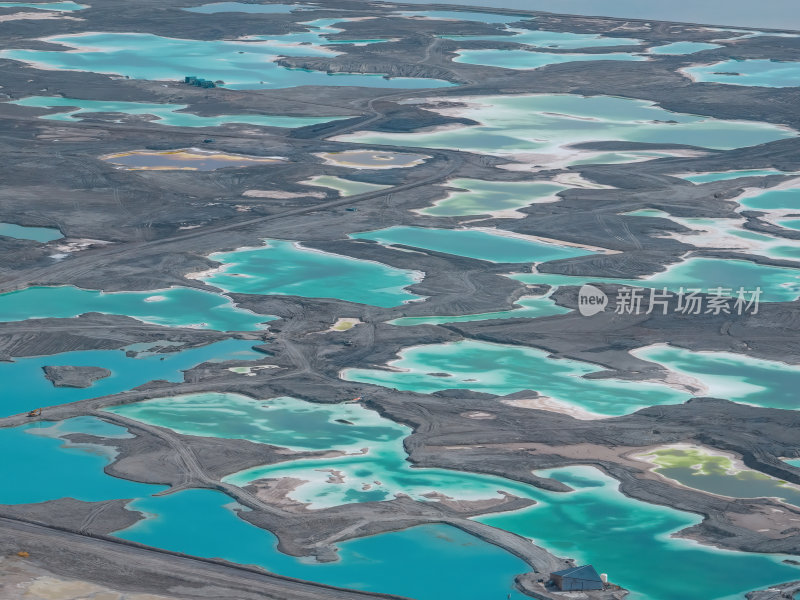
[391,293,568,325]
[739,188,799,210]
[685,59,800,87]
[780,219,800,230]
[184,2,307,14]
[441,26,641,49]
[0,339,262,417]
[116,493,531,600]
[454,48,644,69]
[344,339,688,416]
[400,9,528,23]
[511,256,800,302]
[0,31,452,90]
[0,1,85,10]
[9,96,346,128]
[0,285,274,330]
[350,226,594,263]
[0,419,165,504]
[681,169,793,183]
[420,178,567,216]
[0,222,62,242]
[786,459,800,467]
[376,0,800,31]
[637,345,800,411]
[649,41,722,54]
[201,239,423,307]
[337,94,796,164]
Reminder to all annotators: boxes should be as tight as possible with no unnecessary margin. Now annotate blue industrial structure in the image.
[550,565,604,591]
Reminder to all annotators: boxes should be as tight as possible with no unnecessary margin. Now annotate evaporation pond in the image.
[0,285,273,330]
[199,239,423,307]
[316,150,429,169]
[421,179,567,217]
[101,149,283,171]
[454,49,644,69]
[350,226,595,263]
[0,339,261,417]
[684,59,800,87]
[0,222,62,242]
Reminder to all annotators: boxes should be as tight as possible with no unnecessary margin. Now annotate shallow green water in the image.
[454,48,644,69]
[649,41,722,54]
[200,239,423,307]
[336,94,795,165]
[344,339,688,415]
[637,345,800,411]
[9,96,345,128]
[0,1,85,10]
[0,418,165,504]
[685,59,800,87]
[116,494,531,600]
[350,226,594,264]
[0,339,262,417]
[441,26,641,49]
[303,175,390,197]
[681,169,793,183]
[391,293,568,326]
[0,222,62,242]
[0,285,273,330]
[511,256,800,302]
[420,178,567,216]
[0,30,453,90]
[643,447,800,507]
[780,218,800,230]
[739,187,799,210]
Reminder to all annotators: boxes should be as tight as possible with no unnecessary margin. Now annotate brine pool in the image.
[41,396,796,600]
[334,94,796,167]
[7,96,347,129]
[0,221,62,242]
[0,27,453,90]
[683,59,800,88]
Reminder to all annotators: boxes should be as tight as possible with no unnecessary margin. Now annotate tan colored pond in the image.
[101,148,284,171]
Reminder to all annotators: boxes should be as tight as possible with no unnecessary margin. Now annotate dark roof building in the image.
[550,565,604,591]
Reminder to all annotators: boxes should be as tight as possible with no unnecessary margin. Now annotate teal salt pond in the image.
[8,96,345,129]
[512,256,800,302]
[391,293,568,326]
[107,394,799,600]
[648,41,722,54]
[0,222,62,242]
[738,186,799,210]
[454,49,645,70]
[0,417,165,504]
[684,59,800,87]
[198,239,423,307]
[0,1,85,10]
[350,226,595,263]
[635,345,800,411]
[0,29,452,90]
[0,339,262,417]
[679,169,795,183]
[184,2,308,13]
[336,94,796,166]
[440,26,641,49]
[421,178,567,217]
[344,339,688,416]
[0,285,273,330]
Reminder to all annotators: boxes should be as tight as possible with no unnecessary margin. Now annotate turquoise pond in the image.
[0,1,85,10]
[200,239,423,307]
[680,169,795,183]
[511,256,800,303]
[349,226,595,264]
[343,339,689,416]
[391,293,568,326]
[780,219,800,230]
[454,48,644,69]
[684,59,800,87]
[739,187,799,210]
[0,29,453,90]
[104,394,800,599]
[440,26,641,49]
[8,96,346,128]
[400,9,528,23]
[0,339,262,417]
[0,222,62,242]
[636,345,800,411]
[184,2,308,13]
[786,459,800,467]
[421,178,567,217]
[648,41,722,54]
[336,94,796,165]
[0,285,273,330]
